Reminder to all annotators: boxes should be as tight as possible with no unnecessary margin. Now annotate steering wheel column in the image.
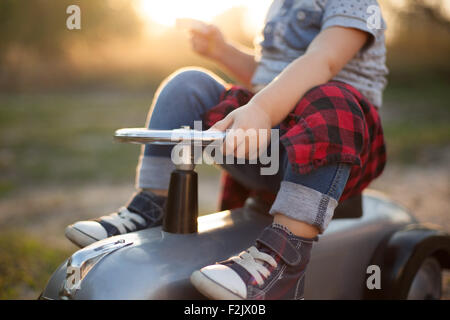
[114,127,226,234]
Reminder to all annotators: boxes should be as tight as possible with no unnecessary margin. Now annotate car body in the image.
[40,190,450,300]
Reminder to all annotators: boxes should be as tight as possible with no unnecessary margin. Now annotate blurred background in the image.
[0,0,449,299]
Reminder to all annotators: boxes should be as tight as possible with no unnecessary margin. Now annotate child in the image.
[66,0,388,300]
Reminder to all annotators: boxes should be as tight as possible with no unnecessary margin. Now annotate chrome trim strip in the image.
[59,238,133,299]
[114,128,225,145]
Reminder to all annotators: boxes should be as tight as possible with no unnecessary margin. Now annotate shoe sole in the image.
[65,225,100,248]
[190,270,244,300]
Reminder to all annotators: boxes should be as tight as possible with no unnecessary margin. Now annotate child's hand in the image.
[209,102,272,159]
[189,24,227,62]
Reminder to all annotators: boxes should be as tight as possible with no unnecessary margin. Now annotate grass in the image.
[381,77,450,163]
[0,91,155,197]
[0,77,449,198]
[0,232,71,299]
[383,122,450,163]
[381,76,450,164]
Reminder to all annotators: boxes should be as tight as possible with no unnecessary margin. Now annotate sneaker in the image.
[65,191,166,248]
[190,224,316,300]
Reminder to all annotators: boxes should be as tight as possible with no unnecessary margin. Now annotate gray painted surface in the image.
[41,191,414,300]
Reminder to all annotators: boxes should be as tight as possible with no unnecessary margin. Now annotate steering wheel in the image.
[114,127,225,145]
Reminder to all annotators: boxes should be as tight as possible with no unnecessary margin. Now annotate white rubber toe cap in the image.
[198,264,247,299]
[65,221,108,248]
[71,221,108,239]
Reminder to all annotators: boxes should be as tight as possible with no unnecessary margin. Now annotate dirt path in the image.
[371,163,450,231]
[0,173,223,250]
[1,164,448,247]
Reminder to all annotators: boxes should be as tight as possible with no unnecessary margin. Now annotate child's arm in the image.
[252,26,369,126]
[211,26,369,156]
[189,24,258,87]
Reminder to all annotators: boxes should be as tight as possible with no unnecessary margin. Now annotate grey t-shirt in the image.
[251,0,389,107]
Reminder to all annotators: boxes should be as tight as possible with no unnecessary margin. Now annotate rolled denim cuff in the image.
[136,155,175,190]
[269,181,338,233]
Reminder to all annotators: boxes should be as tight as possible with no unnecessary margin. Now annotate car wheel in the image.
[407,257,442,300]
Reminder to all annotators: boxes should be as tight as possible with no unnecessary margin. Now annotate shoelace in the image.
[100,207,147,234]
[231,246,277,286]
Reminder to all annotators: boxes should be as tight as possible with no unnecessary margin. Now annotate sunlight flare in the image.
[134,0,272,33]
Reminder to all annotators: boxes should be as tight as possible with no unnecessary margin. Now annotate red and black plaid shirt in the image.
[203,81,386,210]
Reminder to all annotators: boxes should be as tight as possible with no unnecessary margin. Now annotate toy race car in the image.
[39,128,450,300]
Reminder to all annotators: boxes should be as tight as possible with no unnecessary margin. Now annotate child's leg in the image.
[191,82,375,299]
[191,157,351,300]
[65,68,226,248]
[271,162,351,238]
[137,68,226,193]
[190,80,384,299]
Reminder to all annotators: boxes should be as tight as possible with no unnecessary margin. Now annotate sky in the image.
[134,0,273,34]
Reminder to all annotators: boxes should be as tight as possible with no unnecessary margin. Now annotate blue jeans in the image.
[137,68,350,232]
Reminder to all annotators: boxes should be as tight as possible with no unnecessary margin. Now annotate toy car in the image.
[39,128,450,300]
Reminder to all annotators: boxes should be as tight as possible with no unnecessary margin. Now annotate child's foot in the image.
[65,191,166,248]
[190,224,315,300]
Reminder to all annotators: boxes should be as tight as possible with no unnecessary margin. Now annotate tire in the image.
[407,257,442,300]
[364,225,450,300]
